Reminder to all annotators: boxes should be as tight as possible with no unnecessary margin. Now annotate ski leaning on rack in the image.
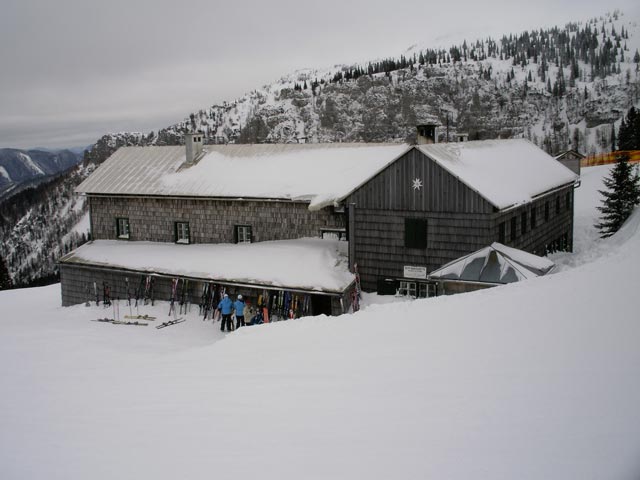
[352,263,362,312]
[156,318,186,329]
[168,277,179,317]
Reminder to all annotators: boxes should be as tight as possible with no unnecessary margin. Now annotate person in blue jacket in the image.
[218,293,233,332]
[234,294,246,329]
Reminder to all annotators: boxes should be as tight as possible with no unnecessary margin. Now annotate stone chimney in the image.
[416,124,439,144]
[184,132,204,165]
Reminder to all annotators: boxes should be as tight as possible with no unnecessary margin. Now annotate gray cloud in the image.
[1,0,637,148]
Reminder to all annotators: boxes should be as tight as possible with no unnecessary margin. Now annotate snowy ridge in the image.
[17,152,45,176]
[154,9,640,157]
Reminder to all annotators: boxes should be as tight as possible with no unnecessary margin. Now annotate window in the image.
[566,191,571,211]
[175,221,190,244]
[116,217,130,239]
[510,217,517,241]
[545,201,550,222]
[531,208,537,229]
[321,228,347,241]
[521,211,527,234]
[400,281,436,298]
[404,218,427,249]
[418,283,437,298]
[498,222,505,243]
[399,281,417,298]
[235,225,252,244]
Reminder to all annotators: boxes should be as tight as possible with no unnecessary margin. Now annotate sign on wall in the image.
[404,265,427,279]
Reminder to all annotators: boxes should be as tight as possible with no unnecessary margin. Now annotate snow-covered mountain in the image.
[0,163,92,288]
[0,148,81,201]
[147,10,640,156]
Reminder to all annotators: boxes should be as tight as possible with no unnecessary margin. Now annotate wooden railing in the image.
[582,150,640,167]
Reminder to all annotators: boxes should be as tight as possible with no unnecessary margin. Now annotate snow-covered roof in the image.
[428,242,555,284]
[60,238,354,294]
[76,143,410,211]
[418,139,578,209]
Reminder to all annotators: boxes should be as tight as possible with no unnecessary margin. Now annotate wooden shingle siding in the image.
[351,208,494,292]
[89,196,345,243]
[493,185,574,255]
[347,149,494,214]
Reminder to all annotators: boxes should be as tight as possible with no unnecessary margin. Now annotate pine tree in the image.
[0,256,11,290]
[618,107,640,150]
[595,153,640,237]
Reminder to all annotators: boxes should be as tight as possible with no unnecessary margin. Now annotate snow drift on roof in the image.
[429,242,555,284]
[60,238,354,293]
[418,139,578,209]
[76,143,410,210]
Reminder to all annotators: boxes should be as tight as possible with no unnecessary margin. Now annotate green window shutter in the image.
[174,222,178,243]
[233,225,238,244]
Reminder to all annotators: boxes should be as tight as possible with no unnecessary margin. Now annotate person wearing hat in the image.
[234,294,246,329]
[218,293,234,332]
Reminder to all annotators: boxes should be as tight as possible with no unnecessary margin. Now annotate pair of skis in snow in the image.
[156,318,185,329]
[90,317,149,327]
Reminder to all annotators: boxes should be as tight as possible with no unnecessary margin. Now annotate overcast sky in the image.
[1,0,637,149]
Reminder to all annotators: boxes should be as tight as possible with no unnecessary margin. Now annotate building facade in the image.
[60,135,578,313]
[345,142,576,294]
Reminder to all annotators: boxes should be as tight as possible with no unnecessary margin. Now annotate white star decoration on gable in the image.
[412,178,423,191]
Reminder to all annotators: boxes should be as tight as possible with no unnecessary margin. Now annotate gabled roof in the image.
[428,242,555,284]
[417,139,578,210]
[76,143,411,211]
[555,149,585,160]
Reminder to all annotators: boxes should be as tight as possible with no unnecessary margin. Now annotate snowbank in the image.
[1,166,639,480]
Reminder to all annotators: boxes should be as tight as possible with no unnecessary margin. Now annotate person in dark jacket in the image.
[218,293,233,332]
[234,295,246,329]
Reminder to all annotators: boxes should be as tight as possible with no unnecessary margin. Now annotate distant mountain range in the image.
[0,148,82,201]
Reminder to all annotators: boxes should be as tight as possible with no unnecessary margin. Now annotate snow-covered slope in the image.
[1,165,639,480]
